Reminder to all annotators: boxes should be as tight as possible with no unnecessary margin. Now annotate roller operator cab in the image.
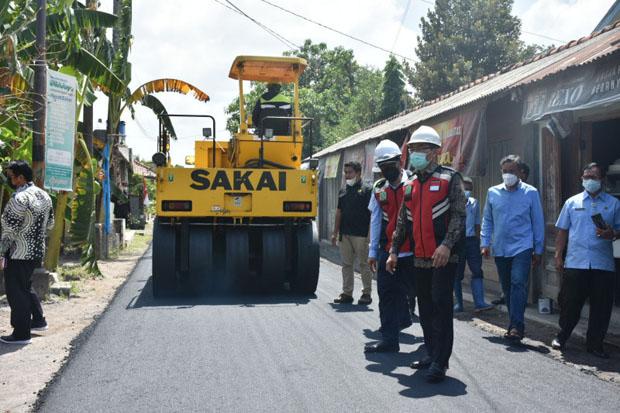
[151,56,320,297]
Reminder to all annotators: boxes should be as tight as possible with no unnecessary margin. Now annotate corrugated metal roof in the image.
[314,22,620,158]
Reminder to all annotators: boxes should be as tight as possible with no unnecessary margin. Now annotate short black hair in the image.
[7,160,33,181]
[344,161,362,173]
[583,162,605,178]
[500,154,521,167]
[518,162,530,180]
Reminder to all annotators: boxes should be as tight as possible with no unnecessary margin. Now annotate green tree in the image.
[412,0,541,101]
[380,55,406,120]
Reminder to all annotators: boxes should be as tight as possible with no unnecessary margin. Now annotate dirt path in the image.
[0,229,152,413]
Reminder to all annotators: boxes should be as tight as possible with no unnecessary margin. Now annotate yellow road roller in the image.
[151,56,320,297]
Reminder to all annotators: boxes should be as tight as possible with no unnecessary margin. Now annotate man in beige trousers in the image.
[331,161,373,305]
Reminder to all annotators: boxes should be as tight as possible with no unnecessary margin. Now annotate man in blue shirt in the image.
[454,177,493,313]
[481,154,545,341]
[552,163,620,358]
[365,140,414,353]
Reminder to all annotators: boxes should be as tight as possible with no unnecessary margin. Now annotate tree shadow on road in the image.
[127,276,316,309]
[364,345,468,399]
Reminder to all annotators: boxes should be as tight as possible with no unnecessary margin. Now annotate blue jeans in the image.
[494,249,532,334]
[456,237,484,281]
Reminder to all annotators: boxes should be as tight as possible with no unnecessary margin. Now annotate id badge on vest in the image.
[429,179,441,192]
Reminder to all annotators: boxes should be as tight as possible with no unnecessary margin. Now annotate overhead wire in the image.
[391,0,412,53]
[258,0,417,62]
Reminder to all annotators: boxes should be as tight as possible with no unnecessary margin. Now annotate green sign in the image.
[44,69,77,191]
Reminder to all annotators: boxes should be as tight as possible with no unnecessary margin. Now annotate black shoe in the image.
[31,319,48,332]
[364,341,399,353]
[410,356,432,369]
[551,338,565,350]
[492,297,506,305]
[357,294,372,305]
[587,347,610,359]
[425,362,447,383]
[334,293,354,304]
[400,321,413,331]
[0,335,32,345]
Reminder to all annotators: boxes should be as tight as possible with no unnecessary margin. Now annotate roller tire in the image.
[188,226,213,294]
[290,221,320,294]
[261,228,286,291]
[224,229,249,292]
[152,218,177,298]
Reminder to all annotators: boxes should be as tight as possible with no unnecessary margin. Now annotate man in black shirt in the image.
[332,161,373,305]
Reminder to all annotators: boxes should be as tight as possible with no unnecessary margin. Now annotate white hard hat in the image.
[408,125,441,148]
[374,139,401,166]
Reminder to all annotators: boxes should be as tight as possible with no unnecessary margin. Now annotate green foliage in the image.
[380,55,407,120]
[412,0,542,101]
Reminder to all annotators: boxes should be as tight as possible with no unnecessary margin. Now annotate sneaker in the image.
[551,338,565,350]
[357,294,372,305]
[473,304,494,313]
[31,320,48,332]
[0,335,32,345]
[333,293,354,304]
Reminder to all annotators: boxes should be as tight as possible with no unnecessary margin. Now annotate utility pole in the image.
[83,0,97,155]
[32,0,47,187]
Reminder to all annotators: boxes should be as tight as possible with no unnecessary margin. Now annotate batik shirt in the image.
[0,182,54,260]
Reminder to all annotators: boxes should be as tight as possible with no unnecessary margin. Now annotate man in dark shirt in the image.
[251,83,292,137]
[332,161,373,305]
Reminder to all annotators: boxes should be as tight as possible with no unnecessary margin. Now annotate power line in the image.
[217,0,300,51]
[258,0,417,62]
[391,0,412,53]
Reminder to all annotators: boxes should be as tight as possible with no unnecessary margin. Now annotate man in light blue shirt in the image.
[552,162,620,358]
[481,155,545,340]
[454,177,493,313]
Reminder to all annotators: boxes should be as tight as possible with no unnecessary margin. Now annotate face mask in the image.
[582,179,601,193]
[464,190,471,198]
[345,178,358,187]
[409,152,430,170]
[381,166,400,183]
[502,173,518,187]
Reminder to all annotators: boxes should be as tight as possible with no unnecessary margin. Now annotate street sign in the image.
[44,69,77,191]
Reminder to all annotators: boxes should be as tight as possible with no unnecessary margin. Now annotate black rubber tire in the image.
[290,221,320,294]
[152,218,177,298]
[224,229,249,292]
[260,228,286,291]
[188,226,213,294]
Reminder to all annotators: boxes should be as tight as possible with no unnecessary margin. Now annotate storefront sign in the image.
[523,60,620,123]
[44,69,77,191]
[407,105,487,176]
[324,153,341,179]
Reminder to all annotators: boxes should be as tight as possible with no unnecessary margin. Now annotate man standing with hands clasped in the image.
[1,161,54,345]
[481,155,544,341]
[552,163,620,358]
[388,126,466,383]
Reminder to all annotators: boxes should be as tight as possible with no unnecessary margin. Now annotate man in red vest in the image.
[387,126,466,383]
[365,140,414,353]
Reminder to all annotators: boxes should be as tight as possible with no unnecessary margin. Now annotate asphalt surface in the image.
[38,248,620,412]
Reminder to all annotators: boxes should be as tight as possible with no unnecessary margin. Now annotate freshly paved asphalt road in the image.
[38,248,620,412]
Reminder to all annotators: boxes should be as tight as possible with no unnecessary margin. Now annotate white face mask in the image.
[502,173,519,187]
[346,178,358,186]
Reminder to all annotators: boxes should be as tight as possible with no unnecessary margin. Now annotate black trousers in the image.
[557,268,615,349]
[4,259,44,340]
[377,252,414,345]
[415,263,456,369]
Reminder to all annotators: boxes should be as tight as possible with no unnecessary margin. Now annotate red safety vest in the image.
[374,178,412,253]
[404,166,457,258]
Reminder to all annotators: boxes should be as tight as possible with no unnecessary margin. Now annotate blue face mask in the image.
[409,152,430,171]
[464,190,471,198]
[582,179,601,193]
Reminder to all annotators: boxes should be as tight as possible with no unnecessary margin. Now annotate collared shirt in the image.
[391,162,466,268]
[481,181,545,257]
[556,190,620,272]
[465,197,481,237]
[0,182,54,260]
[368,172,413,260]
[337,180,372,237]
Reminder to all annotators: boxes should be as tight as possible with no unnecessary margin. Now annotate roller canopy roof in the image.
[229,56,307,83]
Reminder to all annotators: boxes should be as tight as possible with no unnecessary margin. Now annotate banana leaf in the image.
[128,79,210,104]
[67,48,125,94]
[138,94,177,139]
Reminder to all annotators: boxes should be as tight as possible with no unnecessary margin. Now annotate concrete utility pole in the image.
[32,0,47,188]
[83,0,98,155]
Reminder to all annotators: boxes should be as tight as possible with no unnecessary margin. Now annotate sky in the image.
[92,0,616,164]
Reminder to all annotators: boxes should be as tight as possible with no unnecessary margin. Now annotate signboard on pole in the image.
[44,69,77,191]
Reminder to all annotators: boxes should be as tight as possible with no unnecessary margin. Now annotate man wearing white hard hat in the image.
[388,125,466,383]
[365,140,415,353]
